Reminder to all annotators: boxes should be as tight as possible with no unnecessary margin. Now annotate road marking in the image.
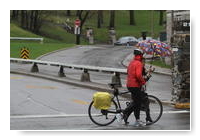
[26,85,57,89]
[71,99,89,105]
[11,114,89,119]
[10,110,189,119]
[10,76,22,79]
[163,110,190,114]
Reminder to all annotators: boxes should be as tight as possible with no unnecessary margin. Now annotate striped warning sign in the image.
[20,47,30,59]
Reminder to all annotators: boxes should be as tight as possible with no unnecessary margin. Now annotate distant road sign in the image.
[74,19,81,27]
[20,47,30,59]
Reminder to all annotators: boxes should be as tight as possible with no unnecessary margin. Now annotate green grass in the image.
[11,10,166,44]
[10,10,166,60]
[10,23,40,37]
[39,23,76,43]
[10,23,76,59]
[147,59,172,69]
[10,23,59,43]
[82,10,165,41]
[115,10,165,38]
[10,42,75,59]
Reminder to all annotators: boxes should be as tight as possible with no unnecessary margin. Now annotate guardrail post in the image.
[81,69,90,82]
[111,72,122,87]
[31,63,39,72]
[58,66,66,77]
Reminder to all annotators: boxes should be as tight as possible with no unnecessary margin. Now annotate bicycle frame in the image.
[104,87,130,114]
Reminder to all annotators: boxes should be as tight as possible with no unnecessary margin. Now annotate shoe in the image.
[146,117,153,122]
[123,114,129,125]
[133,120,146,127]
[116,113,123,123]
[146,117,153,125]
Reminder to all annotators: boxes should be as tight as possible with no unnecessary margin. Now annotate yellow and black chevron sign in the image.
[20,47,30,59]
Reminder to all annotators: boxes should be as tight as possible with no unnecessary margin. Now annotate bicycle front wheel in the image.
[88,99,118,126]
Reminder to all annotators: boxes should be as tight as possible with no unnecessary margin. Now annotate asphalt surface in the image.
[10,73,190,130]
[10,45,190,130]
[37,45,173,102]
[38,45,133,68]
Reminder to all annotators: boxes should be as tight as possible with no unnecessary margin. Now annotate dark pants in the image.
[123,87,142,120]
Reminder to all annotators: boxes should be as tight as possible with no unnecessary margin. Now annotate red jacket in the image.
[126,55,146,87]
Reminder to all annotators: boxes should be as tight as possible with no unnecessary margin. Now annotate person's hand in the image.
[145,75,151,81]
[141,85,146,91]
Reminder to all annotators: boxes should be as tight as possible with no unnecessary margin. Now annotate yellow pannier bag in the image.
[93,92,112,110]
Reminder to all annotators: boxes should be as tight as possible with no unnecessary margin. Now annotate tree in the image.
[109,10,115,29]
[66,10,71,16]
[129,10,136,25]
[76,10,90,44]
[33,10,39,33]
[29,10,34,31]
[18,10,43,33]
[11,10,19,19]
[97,10,103,28]
[159,10,164,26]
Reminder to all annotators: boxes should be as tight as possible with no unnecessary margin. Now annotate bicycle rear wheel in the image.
[88,99,118,126]
[140,95,163,125]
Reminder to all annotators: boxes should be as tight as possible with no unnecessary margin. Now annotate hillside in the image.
[10,10,166,44]
[10,10,166,59]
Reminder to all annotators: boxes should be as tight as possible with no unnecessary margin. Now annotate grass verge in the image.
[10,42,75,59]
[146,59,172,69]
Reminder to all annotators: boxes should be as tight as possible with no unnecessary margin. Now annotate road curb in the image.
[174,102,190,109]
[10,70,113,93]
[10,70,174,107]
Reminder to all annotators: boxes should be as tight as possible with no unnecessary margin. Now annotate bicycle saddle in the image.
[108,83,120,89]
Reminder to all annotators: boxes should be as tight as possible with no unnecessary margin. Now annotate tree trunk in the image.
[97,10,103,28]
[76,10,81,16]
[66,10,71,16]
[33,10,39,33]
[130,10,136,25]
[29,10,34,31]
[101,10,103,24]
[25,10,29,29]
[109,10,115,29]
[159,10,164,25]
[76,10,90,44]
[21,10,26,28]
[11,10,17,19]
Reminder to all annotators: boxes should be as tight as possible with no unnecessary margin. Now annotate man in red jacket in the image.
[123,49,146,126]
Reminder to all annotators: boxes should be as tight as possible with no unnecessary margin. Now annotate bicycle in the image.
[88,78,163,126]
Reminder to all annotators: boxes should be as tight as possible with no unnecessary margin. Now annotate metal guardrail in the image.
[10,37,43,43]
[10,58,126,85]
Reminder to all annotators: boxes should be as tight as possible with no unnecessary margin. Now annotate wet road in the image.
[38,45,172,101]
[10,74,190,130]
[10,45,190,130]
[39,45,134,68]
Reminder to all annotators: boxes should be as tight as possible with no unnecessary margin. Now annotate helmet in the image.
[133,49,143,55]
